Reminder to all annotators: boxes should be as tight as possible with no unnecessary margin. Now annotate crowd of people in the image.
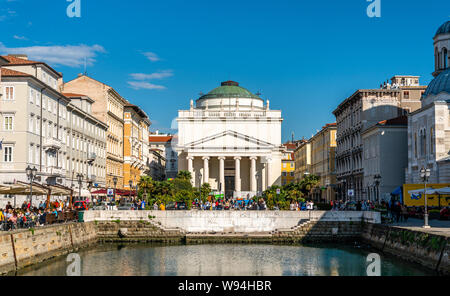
[0,199,77,231]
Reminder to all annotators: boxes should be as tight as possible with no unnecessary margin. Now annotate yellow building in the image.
[294,140,311,182]
[281,143,297,185]
[123,104,151,190]
[63,75,128,189]
[309,123,337,202]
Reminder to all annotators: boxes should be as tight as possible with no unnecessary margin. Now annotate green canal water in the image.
[17,243,435,276]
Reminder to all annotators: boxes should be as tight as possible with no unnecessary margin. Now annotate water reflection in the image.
[17,243,434,276]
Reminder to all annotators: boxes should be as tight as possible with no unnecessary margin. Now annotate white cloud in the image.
[130,70,173,80]
[127,81,166,90]
[143,52,160,62]
[13,35,27,40]
[0,42,105,67]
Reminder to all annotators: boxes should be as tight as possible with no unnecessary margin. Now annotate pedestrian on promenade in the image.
[401,204,409,223]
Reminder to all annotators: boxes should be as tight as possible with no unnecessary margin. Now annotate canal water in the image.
[18,243,434,276]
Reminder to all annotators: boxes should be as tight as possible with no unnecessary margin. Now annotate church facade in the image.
[176,81,283,199]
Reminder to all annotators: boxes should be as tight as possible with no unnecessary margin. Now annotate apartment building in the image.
[294,140,310,183]
[149,133,178,180]
[63,75,127,189]
[281,142,297,186]
[333,76,427,201]
[123,104,151,189]
[63,93,108,193]
[0,55,70,190]
[309,123,337,202]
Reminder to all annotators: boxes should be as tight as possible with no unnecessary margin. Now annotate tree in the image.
[138,176,154,200]
[300,174,320,198]
[177,170,192,181]
[200,183,211,203]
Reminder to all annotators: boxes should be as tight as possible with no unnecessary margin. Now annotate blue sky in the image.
[0,0,449,142]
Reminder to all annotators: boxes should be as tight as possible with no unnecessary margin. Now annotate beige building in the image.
[333,76,427,201]
[63,93,108,194]
[309,123,337,202]
[63,75,128,189]
[294,140,311,183]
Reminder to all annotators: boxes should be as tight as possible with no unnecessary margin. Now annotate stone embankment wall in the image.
[83,210,380,233]
[362,224,449,275]
[0,222,97,275]
[96,221,184,243]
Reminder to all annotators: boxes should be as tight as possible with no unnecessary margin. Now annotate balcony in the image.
[46,166,64,177]
[88,152,97,163]
[43,139,62,151]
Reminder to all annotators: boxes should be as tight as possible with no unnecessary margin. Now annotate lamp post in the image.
[113,176,118,204]
[420,167,431,229]
[26,166,38,208]
[77,174,83,202]
[129,180,133,202]
[197,172,202,201]
[374,174,382,204]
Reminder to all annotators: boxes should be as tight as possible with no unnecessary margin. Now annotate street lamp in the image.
[77,174,83,202]
[26,166,38,208]
[420,167,431,229]
[129,180,133,202]
[112,176,118,204]
[374,174,382,204]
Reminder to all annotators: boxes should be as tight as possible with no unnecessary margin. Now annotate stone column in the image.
[250,157,257,192]
[234,157,241,193]
[202,156,210,184]
[218,157,226,193]
[187,156,194,184]
[261,163,266,191]
[266,158,272,189]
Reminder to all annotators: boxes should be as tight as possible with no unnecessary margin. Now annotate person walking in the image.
[401,204,409,223]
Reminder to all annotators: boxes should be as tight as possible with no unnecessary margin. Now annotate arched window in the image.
[444,48,448,69]
[414,132,418,158]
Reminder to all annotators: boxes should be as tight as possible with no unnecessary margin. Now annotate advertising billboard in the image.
[403,184,450,207]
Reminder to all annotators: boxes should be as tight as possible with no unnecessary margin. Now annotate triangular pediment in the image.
[184,130,275,149]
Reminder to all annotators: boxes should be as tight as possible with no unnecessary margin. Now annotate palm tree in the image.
[177,170,192,181]
[138,176,154,199]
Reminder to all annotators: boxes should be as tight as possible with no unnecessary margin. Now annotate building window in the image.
[4,87,14,100]
[3,116,13,131]
[29,116,34,133]
[414,133,418,158]
[29,89,34,104]
[29,145,34,164]
[404,91,410,99]
[444,48,448,69]
[4,146,13,162]
[430,127,434,156]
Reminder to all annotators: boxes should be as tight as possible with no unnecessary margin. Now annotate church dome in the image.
[435,21,450,37]
[196,81,265,110]
[424,67,450,96]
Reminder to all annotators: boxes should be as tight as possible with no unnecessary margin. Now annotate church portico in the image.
[176,81,283,199]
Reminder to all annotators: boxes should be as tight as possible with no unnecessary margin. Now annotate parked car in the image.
[73,201,89,211]
[118,203,135,211]
[166,202,187,210]
[440,207,450,220]
[93,202,118,211]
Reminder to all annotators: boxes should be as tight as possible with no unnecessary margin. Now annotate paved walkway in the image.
[386,218,450,237]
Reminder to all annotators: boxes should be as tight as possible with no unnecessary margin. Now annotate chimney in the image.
[8,54,28,60]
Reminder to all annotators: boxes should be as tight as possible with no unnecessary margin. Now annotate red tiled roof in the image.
[149,136,172,143]
[283,143,298,150]
[377,116,408,126]
[0,68,31,77]
[1,55,40,65]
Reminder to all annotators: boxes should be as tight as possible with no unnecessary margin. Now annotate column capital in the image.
[186,156,194,160]
[202,156,210,161]
[218,156,226,160]
[234,156,242,161]
[249,156,258,161]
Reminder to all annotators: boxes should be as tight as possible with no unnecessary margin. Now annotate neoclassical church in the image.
[406,21,450,184]
[176,81,283,198]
